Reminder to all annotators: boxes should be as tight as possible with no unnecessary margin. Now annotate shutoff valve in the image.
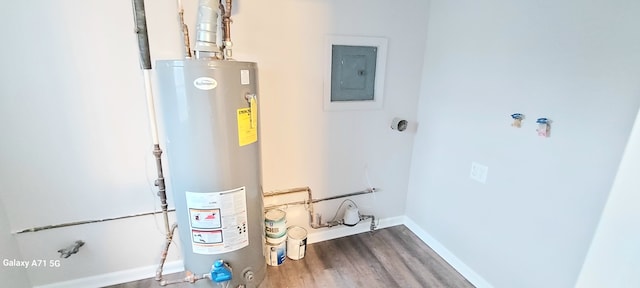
[210,260,232,283]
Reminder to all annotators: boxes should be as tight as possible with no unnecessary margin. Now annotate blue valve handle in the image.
[536,118,549,124]
[211,260,232,283]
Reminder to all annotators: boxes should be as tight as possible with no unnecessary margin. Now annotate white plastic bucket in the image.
[265,236,286,266]
[264,209,287,238]
[286,226,307,260]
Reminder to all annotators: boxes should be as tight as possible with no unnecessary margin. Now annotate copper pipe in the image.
[223,0,232,42]
[178,8,192,58]
[220,0,233,59]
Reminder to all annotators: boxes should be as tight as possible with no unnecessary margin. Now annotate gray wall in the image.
[0,1,185,285]
[576,106,640,287]
[406,0,640,287]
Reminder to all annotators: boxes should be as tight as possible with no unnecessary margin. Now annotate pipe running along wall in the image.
[263,187,378,230]
[131,0,179,284]
[131,0,171,235]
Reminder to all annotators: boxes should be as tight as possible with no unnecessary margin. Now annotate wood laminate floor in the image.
[106,225,474,288]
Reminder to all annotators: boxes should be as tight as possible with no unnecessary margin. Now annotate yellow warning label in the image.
[237,107,257,146]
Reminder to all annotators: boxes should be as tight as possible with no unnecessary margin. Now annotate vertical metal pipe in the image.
[132,0,152,70]
[220,0,233,59]
[223,0,232,43]
[131,1,183,284]
[131,0,171,242]
[153,144,170,235]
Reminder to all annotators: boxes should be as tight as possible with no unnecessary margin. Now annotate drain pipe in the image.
[131,1,186,285]
[131,0,171,237]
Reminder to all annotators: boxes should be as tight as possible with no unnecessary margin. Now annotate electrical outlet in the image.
[470,162,488,183]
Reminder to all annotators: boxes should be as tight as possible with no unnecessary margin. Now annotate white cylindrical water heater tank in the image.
[156,59,265,287]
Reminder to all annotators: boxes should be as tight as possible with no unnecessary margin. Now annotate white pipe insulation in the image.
[131,0,171,237]
[143,70,160,144]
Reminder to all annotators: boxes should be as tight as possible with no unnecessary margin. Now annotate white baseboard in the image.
[36,216,490,288]
[403,216,494,288]
[33,261,184,288]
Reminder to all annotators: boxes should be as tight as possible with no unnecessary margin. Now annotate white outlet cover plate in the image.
[470,162,488,183]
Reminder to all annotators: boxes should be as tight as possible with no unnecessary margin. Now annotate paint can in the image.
[265,234,286,266]
[265,209,287,238]
[286,226,307,260]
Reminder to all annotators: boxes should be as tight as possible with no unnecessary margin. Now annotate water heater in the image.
[156,59,265,287]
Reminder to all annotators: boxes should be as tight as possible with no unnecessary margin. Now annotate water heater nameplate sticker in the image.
[185,187,249,254]
[193,77,218,90]
[237,107,257,146]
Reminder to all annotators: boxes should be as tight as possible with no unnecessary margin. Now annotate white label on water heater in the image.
[193,77,218,90]
[241,70,250,85]
[185,187,249,254]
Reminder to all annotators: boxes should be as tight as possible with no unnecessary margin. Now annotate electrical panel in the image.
[330,45,378,102]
